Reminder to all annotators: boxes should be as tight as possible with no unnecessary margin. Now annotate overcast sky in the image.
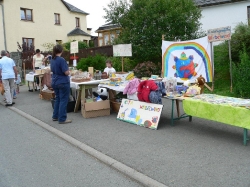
[66,0,112,35]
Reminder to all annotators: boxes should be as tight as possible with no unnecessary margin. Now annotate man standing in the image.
[0,50,17,106]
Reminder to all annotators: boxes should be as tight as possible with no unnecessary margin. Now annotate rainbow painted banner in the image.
[162,37,213,83]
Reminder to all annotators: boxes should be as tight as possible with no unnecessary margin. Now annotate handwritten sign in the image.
[113,44,132,57]
[70,41,78,54]
[207,26,231,42]
[117,99,163,130]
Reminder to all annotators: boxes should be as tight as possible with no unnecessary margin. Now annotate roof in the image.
[95,22,121,32]
[194,0,247,7]
[61,0,89,15]
[67,28,91,37]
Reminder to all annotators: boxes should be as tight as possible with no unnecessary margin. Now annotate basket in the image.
[40,90,55,100]
[71,78,91,82]
[110,99,121,113]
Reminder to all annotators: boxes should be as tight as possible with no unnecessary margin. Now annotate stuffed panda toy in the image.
[93,87,108,101]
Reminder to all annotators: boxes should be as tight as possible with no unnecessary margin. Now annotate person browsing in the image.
[50,44,71,124]
[0,50,18,106]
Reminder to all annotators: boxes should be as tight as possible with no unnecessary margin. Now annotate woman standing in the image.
[33,49,45,90]
[50,45,71,124]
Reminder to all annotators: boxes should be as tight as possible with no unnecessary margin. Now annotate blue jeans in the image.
[52,83,70,122]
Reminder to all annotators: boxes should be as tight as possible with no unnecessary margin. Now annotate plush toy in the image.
[195,75,206,94]
[93,87,108,101]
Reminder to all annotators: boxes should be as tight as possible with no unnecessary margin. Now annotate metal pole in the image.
[210,42,214,91]
[0,3,7,50]
[228,40,233,92]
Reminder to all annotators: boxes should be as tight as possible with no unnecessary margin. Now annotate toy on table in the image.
[184,85,201,97]
[93,87,108,101]
[195,75,206,94]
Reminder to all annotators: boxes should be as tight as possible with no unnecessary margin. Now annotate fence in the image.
[22,45,113,70]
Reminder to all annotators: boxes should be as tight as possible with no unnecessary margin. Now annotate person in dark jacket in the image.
[50,45,71,124]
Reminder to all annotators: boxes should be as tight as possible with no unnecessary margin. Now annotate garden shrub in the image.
[76,54,106,71]
[233,47,250,98]
[133,61,161,78]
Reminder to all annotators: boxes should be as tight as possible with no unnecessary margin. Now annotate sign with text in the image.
[207,26,231,42]
[113,44,132,57]
[117,99,163,130]
[70,41,78,54]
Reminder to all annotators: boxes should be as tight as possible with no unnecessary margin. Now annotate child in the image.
[13,73,21,99]
[104,59,116,77]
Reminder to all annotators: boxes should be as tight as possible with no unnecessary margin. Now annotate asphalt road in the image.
[5,86,250,187]
[0,106,142,187]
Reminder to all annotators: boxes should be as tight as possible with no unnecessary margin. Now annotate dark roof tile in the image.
[67,28,91,37]
[61,0,89,15]
[194,0,247,7]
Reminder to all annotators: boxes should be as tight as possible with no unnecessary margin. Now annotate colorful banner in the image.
[117,99,163,130]
[162,37,213,83]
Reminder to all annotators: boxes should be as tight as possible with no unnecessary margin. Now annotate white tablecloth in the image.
[98,84,126,92]
[25,74,39,82]
[70,79,109,90]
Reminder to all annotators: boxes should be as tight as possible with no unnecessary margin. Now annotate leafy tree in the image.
[104,0,203,62]
[63,41,89,51]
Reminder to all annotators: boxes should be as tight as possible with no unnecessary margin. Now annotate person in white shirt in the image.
[104,59,116,77]
[33,49,45,90]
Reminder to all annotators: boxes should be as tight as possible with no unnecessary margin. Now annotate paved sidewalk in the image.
[0,106,142,187]
[6,85,250,187]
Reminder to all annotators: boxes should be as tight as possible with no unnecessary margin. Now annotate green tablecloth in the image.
[183,98,250,130]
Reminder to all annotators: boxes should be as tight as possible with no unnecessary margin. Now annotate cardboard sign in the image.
[113,44,132,57]
[70,41,79,54]
[117,99,163,130]
[207,26,231,42]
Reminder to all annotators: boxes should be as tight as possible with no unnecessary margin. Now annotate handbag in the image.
[0,82,4,95]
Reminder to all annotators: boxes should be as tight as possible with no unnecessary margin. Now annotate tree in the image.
[104,0,204,62]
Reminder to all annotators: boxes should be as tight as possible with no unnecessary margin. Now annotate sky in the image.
[66,0,112,35]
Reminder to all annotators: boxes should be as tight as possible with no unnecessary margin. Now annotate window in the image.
[20,8,33,21]
[76,17,80,27]
[99,39,103,47]
[54,13,60,25]
[83,40,88,44]
[99,33,103,37]
[56,40,62,44]
[22,38,34,51]
[110,33,115,43]
[104,34,109,45]
[248,6,250,24]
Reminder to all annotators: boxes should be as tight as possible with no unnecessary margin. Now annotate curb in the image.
[2,103,168,187]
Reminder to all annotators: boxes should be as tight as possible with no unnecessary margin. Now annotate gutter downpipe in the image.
[0,2,7,51]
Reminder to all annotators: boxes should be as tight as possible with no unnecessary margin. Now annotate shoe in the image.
[52,118,58,121]
[59,120,72,124]
[13,96,17,99]
[12,102,15,105]
[5,104,13,107]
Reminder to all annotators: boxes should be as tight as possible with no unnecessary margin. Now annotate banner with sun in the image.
[162,36,213,83]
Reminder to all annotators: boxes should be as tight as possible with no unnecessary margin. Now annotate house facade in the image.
[195,0,250,32]
[95,22,121,47]
[0,0,91,52]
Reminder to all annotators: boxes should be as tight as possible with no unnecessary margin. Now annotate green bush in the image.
[76,54,106,71]
[109,57,137,72]
[63,41,89,51]
[133,61,161,78]
[233,46,250,98]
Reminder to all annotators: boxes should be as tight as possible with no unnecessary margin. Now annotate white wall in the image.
[200,1,250,33]
[0,4,5,51]
[3,0,91,52]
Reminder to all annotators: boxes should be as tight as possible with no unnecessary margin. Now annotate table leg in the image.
[74,89,82,113]
[171,99,174,126]
[175,100,180,117]
[243,128,248,146]
[189,116,192,122]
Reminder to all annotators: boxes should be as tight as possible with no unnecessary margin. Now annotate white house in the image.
[195,0,250,32]
[0,0,92,52]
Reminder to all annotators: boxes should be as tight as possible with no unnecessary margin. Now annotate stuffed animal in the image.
[93,87,108,101]
[195,75,206,94]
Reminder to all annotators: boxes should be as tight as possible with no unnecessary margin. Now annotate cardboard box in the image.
[81,100,110,118]
[35,69,42,74]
